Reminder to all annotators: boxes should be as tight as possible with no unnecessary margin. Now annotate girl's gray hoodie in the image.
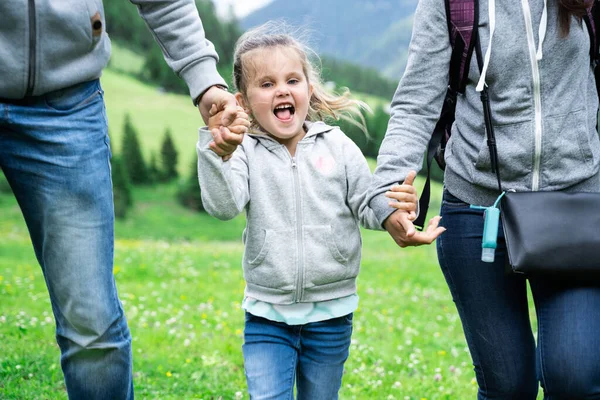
[369,0,600,223]
[0,0,225,101]
[197,122,382,305]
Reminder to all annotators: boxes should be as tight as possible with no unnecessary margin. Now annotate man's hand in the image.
[208,105,250,161]
[198,85,238,126]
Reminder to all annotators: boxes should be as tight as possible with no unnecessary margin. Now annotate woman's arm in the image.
[368,0,452,226]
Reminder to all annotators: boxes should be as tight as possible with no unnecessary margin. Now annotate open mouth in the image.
[273,103,295,121]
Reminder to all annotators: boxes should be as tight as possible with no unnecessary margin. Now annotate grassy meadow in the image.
[1,47,494,399]
[1,178,486,399]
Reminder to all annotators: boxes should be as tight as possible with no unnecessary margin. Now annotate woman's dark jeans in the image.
[437,190,600,400]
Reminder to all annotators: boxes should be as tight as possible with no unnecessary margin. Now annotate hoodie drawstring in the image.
[476,0,548,91]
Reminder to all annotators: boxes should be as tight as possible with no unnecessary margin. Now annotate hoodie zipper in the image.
[521,0,543,191]
[26,0,37,96]
[290,155,305,302]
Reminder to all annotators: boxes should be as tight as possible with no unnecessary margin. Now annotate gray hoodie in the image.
[0,0,225,100]
[369,0,600,223]
[197,122,382,305]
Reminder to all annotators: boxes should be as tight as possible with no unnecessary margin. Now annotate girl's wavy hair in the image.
[558,0,593,35]
[232,21,369,133]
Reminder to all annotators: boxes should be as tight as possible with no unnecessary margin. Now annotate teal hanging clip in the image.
[470,192,506,263]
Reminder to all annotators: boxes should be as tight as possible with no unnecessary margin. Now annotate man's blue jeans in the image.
[243,312,353,400]
[437,189,600,400]
[0,79,133,399]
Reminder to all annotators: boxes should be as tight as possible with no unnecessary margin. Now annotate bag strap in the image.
[415,0,478,229]
[474,30,502,192]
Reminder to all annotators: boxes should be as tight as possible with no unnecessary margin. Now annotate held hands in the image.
[383,171,446,248]
[207,104,250,160]
[198,85,238,125]
[199,86,250,161]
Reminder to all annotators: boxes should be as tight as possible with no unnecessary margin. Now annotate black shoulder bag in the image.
[475,31,600,278]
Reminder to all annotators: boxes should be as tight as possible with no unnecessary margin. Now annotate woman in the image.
[368,0,600,398]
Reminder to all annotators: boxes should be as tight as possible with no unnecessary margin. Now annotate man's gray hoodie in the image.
[369,0,600,223]
[0,0,225,100]
[197,122,382,305]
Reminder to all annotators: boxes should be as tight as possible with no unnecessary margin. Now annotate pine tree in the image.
[148,151,160,183]
[111,156,133,219]
[121,113,149,184]
[160,128,179,181]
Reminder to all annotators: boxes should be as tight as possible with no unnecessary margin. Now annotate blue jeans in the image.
[243,312,353,400]
[437,189,600,400]
[0,80,133,399]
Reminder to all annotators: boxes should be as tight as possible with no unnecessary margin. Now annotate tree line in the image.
[103,0,397,99]
[110,114,204,219]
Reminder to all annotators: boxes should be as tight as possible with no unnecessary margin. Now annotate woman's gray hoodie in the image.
[197,122,382,305]
[369,0,600,223]
[0,0,225,101]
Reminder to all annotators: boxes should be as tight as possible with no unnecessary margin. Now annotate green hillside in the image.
[101,68,202,175]
[102,44,391,175]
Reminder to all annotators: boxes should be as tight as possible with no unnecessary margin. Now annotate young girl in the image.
[197,23,435,398]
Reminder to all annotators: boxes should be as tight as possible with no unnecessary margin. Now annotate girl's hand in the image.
[208,105,250,160]
[385,170,418,220]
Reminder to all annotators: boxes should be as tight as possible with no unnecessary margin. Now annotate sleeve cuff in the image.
[181,59,228,105]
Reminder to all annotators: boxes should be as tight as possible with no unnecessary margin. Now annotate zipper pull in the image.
[291,157,296,168]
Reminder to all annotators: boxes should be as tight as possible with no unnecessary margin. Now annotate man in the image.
[0,1,243,398]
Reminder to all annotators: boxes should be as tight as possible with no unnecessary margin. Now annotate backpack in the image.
[414,0,600,229]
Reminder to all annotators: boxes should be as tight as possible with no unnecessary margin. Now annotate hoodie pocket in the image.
[303,225,350,287]
[539,109,597,188]
[245,229,296,290]
[471,120,533,189]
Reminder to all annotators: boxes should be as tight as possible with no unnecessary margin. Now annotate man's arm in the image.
[129,0,226,103]
[129,0,241,150]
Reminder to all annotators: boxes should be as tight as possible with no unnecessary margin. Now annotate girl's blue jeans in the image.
[243,312,353,400]
[0,79,133,400]
[437,189,600,400]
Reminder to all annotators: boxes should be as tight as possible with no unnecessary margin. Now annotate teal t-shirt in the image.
[242,294,358,325]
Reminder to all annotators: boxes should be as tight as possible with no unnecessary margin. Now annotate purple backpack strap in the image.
[445,0,478,93]
[584,2,599,101]
[585,3,598,62]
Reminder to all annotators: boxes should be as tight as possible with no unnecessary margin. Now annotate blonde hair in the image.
[232,21,369,132]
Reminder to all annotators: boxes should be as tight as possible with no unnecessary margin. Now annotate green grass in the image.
[107,41,146,76]
[0,175,496,399]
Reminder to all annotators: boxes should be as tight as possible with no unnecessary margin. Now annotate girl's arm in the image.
[342,134,385,231]
[196,128,250,220]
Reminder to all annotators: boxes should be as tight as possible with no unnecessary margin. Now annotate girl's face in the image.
[236,46,313,150]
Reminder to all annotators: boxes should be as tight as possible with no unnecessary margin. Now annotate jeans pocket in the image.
[44,80,102,111]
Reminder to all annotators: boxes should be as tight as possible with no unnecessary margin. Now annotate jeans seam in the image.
[534,296,549,398]
[288,329,299,400]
